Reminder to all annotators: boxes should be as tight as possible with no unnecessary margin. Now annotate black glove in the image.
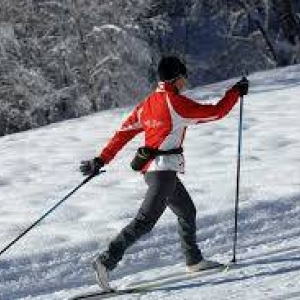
[80,157,105,176]
[232,77,249,96]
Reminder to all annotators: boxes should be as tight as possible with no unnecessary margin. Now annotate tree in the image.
[226,0,300,66]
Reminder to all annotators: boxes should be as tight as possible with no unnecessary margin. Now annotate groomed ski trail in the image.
[1,195,300,299]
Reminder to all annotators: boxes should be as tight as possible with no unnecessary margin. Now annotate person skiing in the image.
[80,56,249,290]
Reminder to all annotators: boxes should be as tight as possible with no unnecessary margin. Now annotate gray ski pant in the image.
[99,171,202,270]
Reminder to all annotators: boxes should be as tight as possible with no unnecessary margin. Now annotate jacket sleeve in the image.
[171,88,240,124]
[99,103,144,164]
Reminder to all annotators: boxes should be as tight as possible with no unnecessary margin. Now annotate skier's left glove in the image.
[80,157,105,176]
[232,77,249,96]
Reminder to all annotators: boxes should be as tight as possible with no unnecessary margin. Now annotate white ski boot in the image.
[186,259,223,273]
[92,256,112,291]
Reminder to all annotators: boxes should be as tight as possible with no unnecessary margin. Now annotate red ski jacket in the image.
[99,82,240,173]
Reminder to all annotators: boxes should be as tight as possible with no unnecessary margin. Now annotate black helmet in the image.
[158,56,187,82]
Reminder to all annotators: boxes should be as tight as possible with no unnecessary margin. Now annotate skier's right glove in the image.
[80,157,105,176]
[232,77,249,96]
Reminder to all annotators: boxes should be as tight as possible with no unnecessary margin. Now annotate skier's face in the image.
[175,76,187,91]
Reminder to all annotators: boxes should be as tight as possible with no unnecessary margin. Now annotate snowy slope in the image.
[0,65,299,300]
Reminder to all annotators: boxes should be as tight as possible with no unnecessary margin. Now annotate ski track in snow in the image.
[0,65,300,299]
[1,195,300,300]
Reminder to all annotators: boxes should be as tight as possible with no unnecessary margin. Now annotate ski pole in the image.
[0,171,105,258]
[232,95,244,263]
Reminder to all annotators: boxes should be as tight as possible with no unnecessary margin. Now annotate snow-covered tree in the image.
[0,0,299,136]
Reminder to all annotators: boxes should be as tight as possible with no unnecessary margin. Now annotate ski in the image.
[70,263,231,299]
[125,262,230,290]
[69,287,146,300]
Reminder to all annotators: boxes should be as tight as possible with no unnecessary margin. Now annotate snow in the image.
[93,25,123,34]
[0,65,300,300]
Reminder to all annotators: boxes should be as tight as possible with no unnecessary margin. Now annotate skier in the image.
[80,56,249,290]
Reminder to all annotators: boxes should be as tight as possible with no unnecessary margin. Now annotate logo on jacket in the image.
[144,119,164,128]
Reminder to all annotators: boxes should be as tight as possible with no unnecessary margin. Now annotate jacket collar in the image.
[155,81,179,94]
